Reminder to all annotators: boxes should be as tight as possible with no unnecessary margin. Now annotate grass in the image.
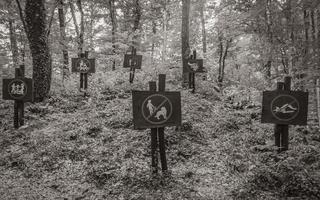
[0,79,319,200]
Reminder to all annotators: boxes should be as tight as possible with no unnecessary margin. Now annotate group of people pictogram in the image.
[10,83,25,95]
[78,60,89,72]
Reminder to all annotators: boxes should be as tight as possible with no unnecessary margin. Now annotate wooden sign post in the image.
[186,50,205,93]
[71,51,96,96]
[261,76,308,152]
[2,65,34,129]
[132,74,181,174]
[123,47,142,83]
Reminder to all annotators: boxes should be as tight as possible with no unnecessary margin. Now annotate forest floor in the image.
[0,82,320,200]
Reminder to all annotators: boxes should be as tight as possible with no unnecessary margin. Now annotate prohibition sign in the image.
[271,94,299,122]
[142,94,173,125]
[76,58,91,73]
[8,79,27,100]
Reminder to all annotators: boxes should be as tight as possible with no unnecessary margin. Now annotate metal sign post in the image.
[123,47,142,83]
[261,76,309,152]
[132,74,181,174]
[71,51,96,96]
[186,50,206,93]
[2,65,34,129]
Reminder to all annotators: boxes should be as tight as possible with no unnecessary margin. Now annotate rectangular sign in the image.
[132,91,181,129]
[71,58,95,73]
[2,78,34,102]
[123,54,142,69]
[184,59,205,73]
[261,90,308,125]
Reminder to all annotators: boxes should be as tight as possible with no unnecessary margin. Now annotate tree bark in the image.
[24,0,52,101]
[76,0,85,55]
[108,0,117,70]
[162,0,168,63]
[218,36,231,88]
[58,0,69,82]
[200,0,207,54]
[8,18,19,68]
[151,20,156,64]
[69,1,80,37]
[181,0,191,86]
[132,0,141,37]
[265,0,273,80]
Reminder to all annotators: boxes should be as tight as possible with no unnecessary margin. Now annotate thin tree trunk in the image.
[217,35,223,87]
[181,0,191,86]
[58,0,69,82]
[265,0,273,80]
[8,18,19,68]
[108,0,117,70]
[151,20,156,64]
[19,30,26,64]
[218,37,231,88]
[76,0,84,55]
[132,0,141,41]
[88,3,96,51]
[200,0,207,54]
[162,0,168,63]
[69,1,80,37]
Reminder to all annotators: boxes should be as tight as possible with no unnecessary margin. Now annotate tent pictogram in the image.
[271,94,299,121]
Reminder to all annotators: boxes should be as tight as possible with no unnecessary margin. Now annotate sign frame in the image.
[2,78,34,102]
[261,90,308,125]
[132,90,181,129]
[185,59,205,73]
[123,54,142,69]
[71,57,95,73]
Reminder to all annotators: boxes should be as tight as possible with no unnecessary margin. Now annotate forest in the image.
[0,0,320,199]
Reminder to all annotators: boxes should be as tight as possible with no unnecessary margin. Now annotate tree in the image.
[200,0,207,54]
[16,0,53,101]
[181,0,191,86]
[58,0,69,83]
[108,0,117,70]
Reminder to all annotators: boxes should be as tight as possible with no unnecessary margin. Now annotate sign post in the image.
[71,51,95,96]
[123,47,142,83]
[2,65,34,129]
[261,76,308,152]
[132,74,181,174]
[185,50,205,93]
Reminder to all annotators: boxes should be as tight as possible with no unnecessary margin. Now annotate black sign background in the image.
[2,78,34,102]
[132,91,181,129]
[261,90,308,125]
[184,59,205,73]
[71,58,95,73]
[123,54,142,69]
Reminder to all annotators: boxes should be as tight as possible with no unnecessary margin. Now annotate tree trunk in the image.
[200,0,207,54]
[162,0,168,63]
[108,0,117,70]
[69,1,80,37]
[265,0,273,81]
[218,37,231,88]
[217,35,223,86]
[21,0,52,102]
[24,0,52,101]
[181,0,191,86]
[132,0,141,36]
[76,0,85,55]
[151,20,156,64]
[58,0,69,83]
[8,18,19,68]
